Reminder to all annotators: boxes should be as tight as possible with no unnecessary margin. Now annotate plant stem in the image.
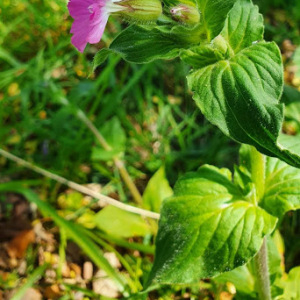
[0,148,159,219]
[249,146,271,300]
[254,237,271,300]
[75,106,143,205]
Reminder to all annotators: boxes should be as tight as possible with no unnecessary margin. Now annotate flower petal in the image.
[87,14,109,44]
[68,0,110,52]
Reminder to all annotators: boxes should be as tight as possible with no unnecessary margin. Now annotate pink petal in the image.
[68,0,110,53]
[87,14,108,44]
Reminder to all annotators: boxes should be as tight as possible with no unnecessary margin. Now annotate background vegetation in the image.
[0,0,299,299]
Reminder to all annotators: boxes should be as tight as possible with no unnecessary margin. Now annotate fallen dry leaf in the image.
[6,229,35,259]
[44,284,62,299]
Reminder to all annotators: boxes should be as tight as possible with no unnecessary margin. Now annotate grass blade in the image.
[10,264,48,300]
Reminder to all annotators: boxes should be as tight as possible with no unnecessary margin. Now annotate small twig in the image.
[0,148,160,220]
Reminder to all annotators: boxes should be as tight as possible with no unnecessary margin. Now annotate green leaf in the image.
[143,166,173,213]
[93,24,204,68]
[277,266,300,300]
[235,145,300,218]
[261,154,300,218]
[181,45,223,68]
[220,0,264,53]
[0,183,127,292]
[281,85,300,133]
[93,48,111,71]
[237,144,300,218]
[214,234,283,299]
[187,0,300,168]
[196,0,236,40]
[293,46,300,78]
[174,164,241,197]
[214,265,255,297]
[91,117,126,161]
[267,236,283,290]
[281,85,300,106]
[57,191,84,210]
[148,165,277,285]
[188,42,284,155]
[94,206,152,238]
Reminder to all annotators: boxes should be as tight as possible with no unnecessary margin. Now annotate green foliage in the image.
[148,164,277,285]
[262,156,300,218]
[92,117,127,161]
[149,143,300,287]
[294,47,300,77]
[187,0,300,169]
[2,0,300,298]
[215,265,256,298]
[143,166,173,213]
[220,0,264,52]
[95,0,300,169]
[196,0,237,40]
[214,234,284,299]
[93,24,204,68]
[277,266,300,300]
[237,145,300,218]
[94,206,152,238]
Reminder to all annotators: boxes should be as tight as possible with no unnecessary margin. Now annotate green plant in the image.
[89,0,300,298]
[1,0,300,298]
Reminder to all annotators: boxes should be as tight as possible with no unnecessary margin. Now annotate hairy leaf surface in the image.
[238,145,300,218]
[187,0,300,167]
[262,155,300,217]
[196,0,237,40]
[93,24,204,69]
[148,165,277,284]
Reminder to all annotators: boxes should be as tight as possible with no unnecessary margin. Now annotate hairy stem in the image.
[0,148,159,219]
[254,237,271,300]
[249,146,271,300]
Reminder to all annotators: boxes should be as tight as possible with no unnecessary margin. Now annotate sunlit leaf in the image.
[148,165,277,284]
[143,166,173,213]
[92,117,126,161]
[94,206,152,238]
[187,0,300,168]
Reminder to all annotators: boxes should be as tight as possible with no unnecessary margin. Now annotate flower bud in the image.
[212,35,233,58]
[170,4,200,25]
[212,35,228,53]
[117,0,162,23]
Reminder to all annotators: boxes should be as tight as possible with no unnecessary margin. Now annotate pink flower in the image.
[68,0,123,52]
